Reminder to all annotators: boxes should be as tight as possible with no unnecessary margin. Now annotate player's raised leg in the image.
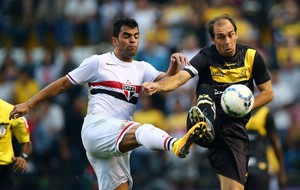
[188,83,216,144]
[172,121,206,158]
[120,122,203,159]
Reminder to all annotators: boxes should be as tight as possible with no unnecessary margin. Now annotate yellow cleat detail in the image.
[172,122,206,158]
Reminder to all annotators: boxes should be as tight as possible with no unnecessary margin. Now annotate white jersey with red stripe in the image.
[66,52,161,120]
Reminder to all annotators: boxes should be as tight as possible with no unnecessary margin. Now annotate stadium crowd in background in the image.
[1,0,300,189]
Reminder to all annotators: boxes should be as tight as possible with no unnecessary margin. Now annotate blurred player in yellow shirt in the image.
[0,99,32,190]
[245,106,286,190]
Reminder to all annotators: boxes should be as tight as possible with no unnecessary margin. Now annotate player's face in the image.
[211,19,238,57]
[112,26,139,62]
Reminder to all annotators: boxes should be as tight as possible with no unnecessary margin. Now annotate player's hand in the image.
[9,103,30,120]
[142,82,158,96]
[12,157,28,173]
[170,53,189,66]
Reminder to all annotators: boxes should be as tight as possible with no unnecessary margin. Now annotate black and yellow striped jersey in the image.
[185,44,271,118]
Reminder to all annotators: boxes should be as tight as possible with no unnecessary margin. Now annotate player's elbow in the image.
[265,89,274,104]
[268,89,274,102]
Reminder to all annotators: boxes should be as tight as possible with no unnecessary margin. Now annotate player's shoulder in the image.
[86,52,113,59]
[134,59,149,66]
[99,52,112,58]
[237,44,257,52]
[199,45,214,55]
[82,54,100,63]
[132,58,152,69]
[198,44,219,59]
[0,99,14,123]
[92,52,113,62]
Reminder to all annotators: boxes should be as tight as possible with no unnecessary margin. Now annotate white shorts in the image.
[81,113,138,190]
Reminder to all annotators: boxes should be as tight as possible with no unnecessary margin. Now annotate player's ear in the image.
[112,37,118,47]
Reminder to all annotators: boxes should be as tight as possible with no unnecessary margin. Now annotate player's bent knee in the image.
[115,182,129,190]
[135,124,155,145]
[218,174,244,190]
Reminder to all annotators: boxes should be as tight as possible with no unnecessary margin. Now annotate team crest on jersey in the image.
[122,84,136,101]
[0,123,8,138]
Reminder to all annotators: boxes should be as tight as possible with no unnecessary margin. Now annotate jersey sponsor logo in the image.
[0,123,8,138]
[105,62,118,66]
[211,71,224,77]
[224,62,237,68]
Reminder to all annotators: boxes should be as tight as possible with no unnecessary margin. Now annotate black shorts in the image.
[195,114,251,185]
[245,164,269,190]
[0,164,13,190]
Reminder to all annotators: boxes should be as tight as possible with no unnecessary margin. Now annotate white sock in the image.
[135,124,177,151]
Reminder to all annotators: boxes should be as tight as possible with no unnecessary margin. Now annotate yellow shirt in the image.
[133,109,167,131]
[166,112,188,134]
[13,78,40,104]
[0,99,30,165]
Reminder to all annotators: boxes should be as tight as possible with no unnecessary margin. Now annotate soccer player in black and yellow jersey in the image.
[0,99,32,190]
[143,14,274,190]
[245,106,286,190]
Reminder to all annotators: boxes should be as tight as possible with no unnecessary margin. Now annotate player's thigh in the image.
[81,114,137,157]
[210,120,250,185]
[218,174,244,190]
[115,182,129,190]
[119,124,142,153]
[87,152,132,190]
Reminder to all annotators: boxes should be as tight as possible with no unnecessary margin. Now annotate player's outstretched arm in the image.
[142,70,191,96]
[9,76,73,119]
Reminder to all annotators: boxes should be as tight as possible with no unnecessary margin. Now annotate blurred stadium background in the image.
[1,0,300,189]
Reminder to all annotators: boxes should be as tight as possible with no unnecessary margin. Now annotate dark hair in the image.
[205,14,237,39]
[112,18,139,37]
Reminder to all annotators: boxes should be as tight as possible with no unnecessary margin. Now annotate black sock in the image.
[196,84,215,124]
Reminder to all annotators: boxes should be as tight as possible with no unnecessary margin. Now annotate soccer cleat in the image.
[172,123,205,158]
[188,106,215,143]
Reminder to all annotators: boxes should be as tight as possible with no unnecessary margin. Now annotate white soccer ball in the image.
[221,84,254,118]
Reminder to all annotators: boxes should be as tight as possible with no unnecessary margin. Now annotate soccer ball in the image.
[221,84,254,118]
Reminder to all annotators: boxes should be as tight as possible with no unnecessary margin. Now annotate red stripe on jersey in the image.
[164,136,171,150]
[89,81,141,93]
[20,117,30,133]
[67,74,77,84]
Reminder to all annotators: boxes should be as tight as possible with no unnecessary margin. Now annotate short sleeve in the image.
[142,61,162,82]
[252,52,271,85]
[67,55,99,85]
[11,117,30,143]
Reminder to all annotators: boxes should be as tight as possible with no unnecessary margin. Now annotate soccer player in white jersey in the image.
[9,18,206,190]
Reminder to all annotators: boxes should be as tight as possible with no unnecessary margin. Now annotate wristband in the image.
[21,153,29,162]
